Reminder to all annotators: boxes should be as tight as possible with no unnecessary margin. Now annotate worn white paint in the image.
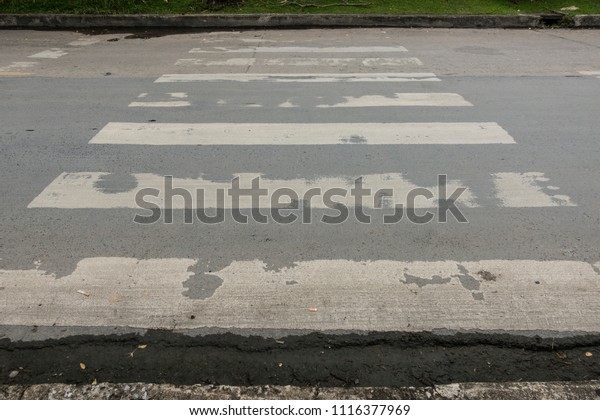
[0,62,38,72]
[128,101,191,108]
[2,258,600,332]
[168,92,188,99]
[176,57,423,67]
[68,38,100,47]
[88,122,514,145]
[189,46,408,53]
[28,49,68,59]
[26,172,477,209]
[579,71,600,76]
[278,100,298,108]
[155,73,441,83]
[176,58,256,66]
[316,93,473,107]
[492,172,575,207]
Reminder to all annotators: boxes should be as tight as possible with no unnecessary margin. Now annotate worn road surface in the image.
[1,28,600,391]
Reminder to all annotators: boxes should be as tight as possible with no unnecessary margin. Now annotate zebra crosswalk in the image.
[11,38,593,336]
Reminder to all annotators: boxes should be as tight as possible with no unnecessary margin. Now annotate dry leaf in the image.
[137,344,148,349]
[91,379,97,385]
[79,363,86,370]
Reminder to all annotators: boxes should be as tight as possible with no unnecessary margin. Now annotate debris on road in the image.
[79,363,86,370]
[77,290,91,297]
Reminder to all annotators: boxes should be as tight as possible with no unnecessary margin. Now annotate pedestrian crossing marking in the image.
[155,73,441,83]
[493,172,576,207]
[28,48,68,59]
[28,171,573,209]
[316,93,473,107]
[189,46,409,54]
[175,57,424,67]
[2,258,599,332]
[88,122,514,145]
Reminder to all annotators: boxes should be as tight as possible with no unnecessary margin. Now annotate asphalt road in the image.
[1,28,600,388]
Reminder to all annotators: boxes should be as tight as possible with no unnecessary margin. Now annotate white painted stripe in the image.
[0,62,38,72]
[176,58,255,66]
[316,93,473,107]
[27,172,478,209]
[2,258,600,332]
[493,172,575,207]
[89,122,513,145]
[155,73,441,83]
[128,101,191,108]
[175,57,423,67]
[68,38,100,47]
[189,46,408,53]
[28,48,68,59]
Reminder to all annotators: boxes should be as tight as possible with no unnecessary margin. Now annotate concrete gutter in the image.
[2,381,600,400]
[0,13,576,30]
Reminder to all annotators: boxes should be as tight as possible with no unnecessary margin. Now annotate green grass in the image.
[0,0,599,15]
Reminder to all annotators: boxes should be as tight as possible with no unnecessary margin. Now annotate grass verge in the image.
[0,0,599,15]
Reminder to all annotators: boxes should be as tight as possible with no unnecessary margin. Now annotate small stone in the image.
[8,370,19,379]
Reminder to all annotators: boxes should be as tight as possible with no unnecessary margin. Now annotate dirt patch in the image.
[477,270,498,281]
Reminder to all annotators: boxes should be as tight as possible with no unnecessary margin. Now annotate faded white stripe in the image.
[189,46,408,53]
[155,73,441,83]
[68,38,101,47]
[88,122,513,145]
[128,101,191,108]
[493,172,575,207]
[2,258,600,333]
[28,49,68,59]
[176,57,423,67]
[316,93,472,108]
[0,62,38,72]
[26,172,478,210]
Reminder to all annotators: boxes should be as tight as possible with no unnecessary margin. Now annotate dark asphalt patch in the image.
[1,331,600,387]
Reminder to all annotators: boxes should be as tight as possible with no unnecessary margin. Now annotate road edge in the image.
[2,381,600,400]
[1,13,599,29]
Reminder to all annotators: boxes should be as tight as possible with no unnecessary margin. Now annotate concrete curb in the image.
[2,381,600,400]
[573,14,600,27]
[0,13,555,30]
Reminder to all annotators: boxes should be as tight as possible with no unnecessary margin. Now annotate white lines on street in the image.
[155,73,441,83]
[128,101,191,108]
[68,37,101,47]
[177,58,255,66]
[175,57,424,67]
[189,46,408,53]
[88,122,514,146]
[26,172,478,209]
[492,172,575,207]
[129,92,190,107]
[0,61,37,76]
[579,70,600,78]
[2,258,600,332]
[28,48,68,59]
[316,93,473,108]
